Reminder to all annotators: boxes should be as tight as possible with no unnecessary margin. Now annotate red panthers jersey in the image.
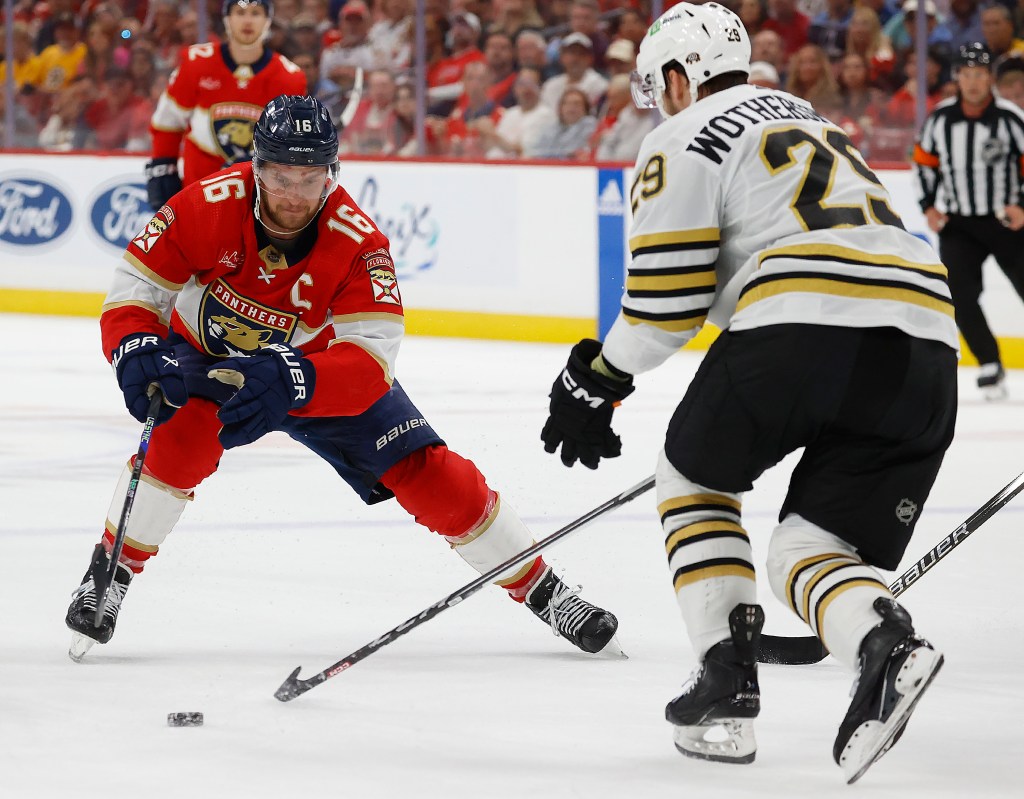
[101,163,404,417]
[150,42,307,188]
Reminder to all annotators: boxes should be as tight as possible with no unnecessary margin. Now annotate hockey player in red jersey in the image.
[67,94,619,664]
[145,0,306,211]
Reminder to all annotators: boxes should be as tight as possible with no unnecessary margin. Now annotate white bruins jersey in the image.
[602,84,960,376]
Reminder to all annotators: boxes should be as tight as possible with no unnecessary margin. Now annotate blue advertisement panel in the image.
[596,167,628,338]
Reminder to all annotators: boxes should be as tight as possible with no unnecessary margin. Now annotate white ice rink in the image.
[2,313,1022,798]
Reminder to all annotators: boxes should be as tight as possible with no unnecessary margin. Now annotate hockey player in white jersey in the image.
[541,3,956,783]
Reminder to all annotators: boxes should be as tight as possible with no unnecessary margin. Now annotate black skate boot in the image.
[65,559,133,662]
[978,362,1008,401]
[834,597,944,784]
[666,603,764,765]
[526,568,620,655]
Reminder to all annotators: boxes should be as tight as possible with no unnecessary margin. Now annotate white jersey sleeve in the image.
[602,146,722,375]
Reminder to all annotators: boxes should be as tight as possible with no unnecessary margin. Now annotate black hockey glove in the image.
[542,338,634,469]
[144,157,182,211]
[111,334,188,425]
[210,343,316,449]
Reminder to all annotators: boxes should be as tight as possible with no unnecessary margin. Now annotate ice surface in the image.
[2,314,1021,798]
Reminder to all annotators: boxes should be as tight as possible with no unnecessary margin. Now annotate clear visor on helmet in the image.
[253,159,340,202]
[630,70,659,109]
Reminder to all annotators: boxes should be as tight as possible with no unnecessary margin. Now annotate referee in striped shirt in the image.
[914,41,1024,399]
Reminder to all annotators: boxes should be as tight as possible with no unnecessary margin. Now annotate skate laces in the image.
[71,572,129,617]
[544,581,594,640]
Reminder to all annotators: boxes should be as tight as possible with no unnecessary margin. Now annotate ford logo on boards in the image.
[90,181,150,252]
[0,175,74,246]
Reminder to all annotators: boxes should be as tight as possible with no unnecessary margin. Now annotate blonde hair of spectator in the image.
[491,0,546,35]
[786,43,841,111]
[846,6,893,64]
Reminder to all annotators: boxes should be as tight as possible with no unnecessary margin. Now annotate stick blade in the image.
[274,667,309,702]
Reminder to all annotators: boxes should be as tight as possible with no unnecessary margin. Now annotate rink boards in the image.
[1,152,1022,362]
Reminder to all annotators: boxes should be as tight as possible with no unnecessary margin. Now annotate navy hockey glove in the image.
[542,338,634,469]
[144,157,182,211]
[210,343,316,449]
[111,334,188,425]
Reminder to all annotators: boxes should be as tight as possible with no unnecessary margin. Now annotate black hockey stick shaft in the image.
[274,475,656,702]
[758,470,1024,665]
[92,389,163,623]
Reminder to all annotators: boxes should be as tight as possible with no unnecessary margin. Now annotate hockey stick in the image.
[758,470,1024,665]
[91,389,164,623]
[274,475,657,701]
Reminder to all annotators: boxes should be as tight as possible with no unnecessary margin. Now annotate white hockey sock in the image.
[445,495,542,596]
[766,513,893,671]
[657,450,756,659]
[104,460,192,569]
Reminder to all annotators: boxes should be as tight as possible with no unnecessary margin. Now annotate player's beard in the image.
[257,192,320,238]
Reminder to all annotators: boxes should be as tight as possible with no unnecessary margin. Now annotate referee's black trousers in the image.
[939,214,1024,365]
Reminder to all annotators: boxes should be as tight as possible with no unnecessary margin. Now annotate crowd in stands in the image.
[5,0,1024,162]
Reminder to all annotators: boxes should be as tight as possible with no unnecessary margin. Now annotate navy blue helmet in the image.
[253,95,338,168]
[956,42,992,70]
[222,0,273,17]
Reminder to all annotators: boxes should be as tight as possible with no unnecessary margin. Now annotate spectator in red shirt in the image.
[427,11,485,112]
[482,30,517,108]
[881,45,950,127]
[433,60,504,158]
[83,66,153,151]
[764,0,811,61]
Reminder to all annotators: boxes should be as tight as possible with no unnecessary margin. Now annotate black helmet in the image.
[222,0,273,17]
[956,42,992,70]
[253,95,338,167]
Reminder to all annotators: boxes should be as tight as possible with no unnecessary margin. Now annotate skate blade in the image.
[841,648,944,784]
[982,384,1009,401]
[672,718,756,764]
[68,633,97,663]
[593,634,628,659]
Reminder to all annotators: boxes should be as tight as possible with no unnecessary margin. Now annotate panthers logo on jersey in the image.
[209,102,264,165]
[199,279,297,356]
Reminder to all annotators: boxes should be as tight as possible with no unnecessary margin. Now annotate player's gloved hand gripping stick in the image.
[209,342,316,449]
[542,339,634,469]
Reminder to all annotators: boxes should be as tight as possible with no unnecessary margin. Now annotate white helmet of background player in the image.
[632,2,751,118]
[222,0,274,44]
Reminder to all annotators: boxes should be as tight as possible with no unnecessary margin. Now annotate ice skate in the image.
[834,598,944,784]
[666,604,764,765]
[65,560,133,662]
[526,568,622,656]
[978,363,1008,401]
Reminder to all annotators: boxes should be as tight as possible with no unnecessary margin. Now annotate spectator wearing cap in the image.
[33,13,88,95]
[882,0,952,58]
[566,0,609,70]
[604,38,635,78]
[369,0,413,70]
[763,0,811,62]
[320,0,376,94]
[540,32,608,111]
[483,65,556,158]
[83,65,153,150]
[525,86,596,160]
[808,0,853,63]
[287,13,324,60]
[34,0,78,52]
[515,29,557,81]
[981,5,1024,75]
[591,73,656,162]
[426,11,485,112]
[748,60,781,88]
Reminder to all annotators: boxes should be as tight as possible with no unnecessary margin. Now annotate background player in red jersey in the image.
[144,0,306,211]
[67,94,619,664]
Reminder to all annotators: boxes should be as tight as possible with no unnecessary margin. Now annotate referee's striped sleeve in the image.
[914,112,940,211]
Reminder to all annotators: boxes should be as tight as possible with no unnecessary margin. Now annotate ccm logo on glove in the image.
[560,369,608,408]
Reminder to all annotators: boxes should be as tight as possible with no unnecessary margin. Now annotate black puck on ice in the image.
[167,712,204,727]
